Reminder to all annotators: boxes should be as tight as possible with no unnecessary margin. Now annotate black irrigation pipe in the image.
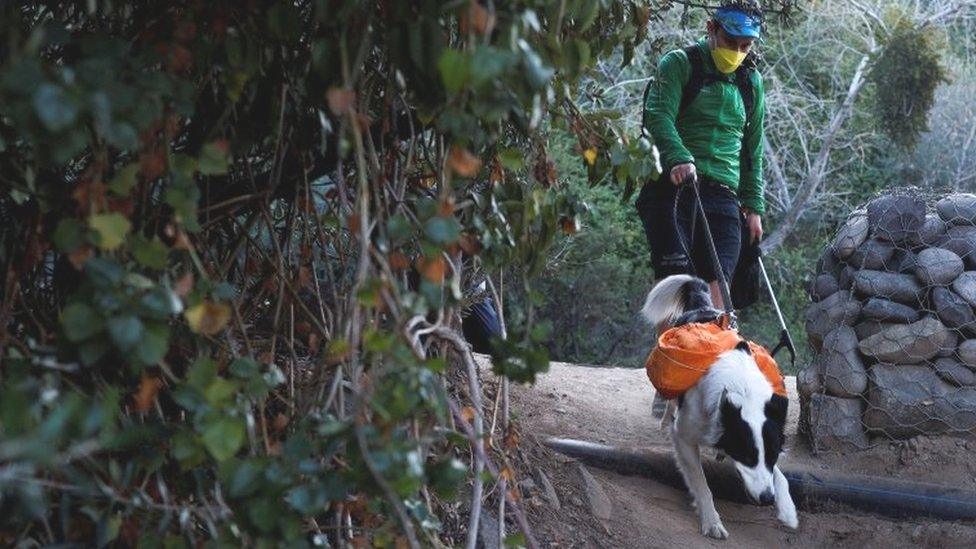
[545,438,976,522]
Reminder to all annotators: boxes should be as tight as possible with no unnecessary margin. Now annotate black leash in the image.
[672,173,796,367]
[673,174,738,330]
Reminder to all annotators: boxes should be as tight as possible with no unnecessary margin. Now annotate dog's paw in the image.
[700,518,728,539]
[777,508,799,530]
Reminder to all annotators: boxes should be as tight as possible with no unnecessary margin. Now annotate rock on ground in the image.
[805,290,861,350]
[864,364,976,438]
[959,339,976,368]
[915,247,964,287]
[931,358,976,387]
[831,214,869,259]
[533,468,561,511]
[849,238,895,270]
[807,393,868,452]
[854,320,895,340]
[952,272,976,308]
[931,287,976,334]
[809,273,839,302]
[853,270,923,305]
[936,193,976,225]
[938,225,976,268]
[909,213,948,247]
[857,316,949,364]
[891,249,917,275]
[821,326,868,398]
[860,297,919,323]
[576,464,611,520]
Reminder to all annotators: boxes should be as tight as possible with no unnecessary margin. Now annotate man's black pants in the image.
[634,177,742,284]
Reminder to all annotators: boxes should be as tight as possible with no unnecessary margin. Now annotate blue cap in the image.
[714,7,762,39]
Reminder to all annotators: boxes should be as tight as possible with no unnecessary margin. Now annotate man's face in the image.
[707,19,755,53]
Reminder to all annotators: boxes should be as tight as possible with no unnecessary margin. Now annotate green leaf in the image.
[108,164,140,195]
[437,49,469,94]
[131,235,170,269]
[201,415,245,461]
[424,216,461,245]
[136,323,170,366]
[139,287,182,318]
[78,339,109,365]
[107,315,144,352]
[229,357,259,379]
[171,430,206,469]
[33,83,78,131]
[63,303,103,342]
[497,148,524,171]
[89,213,131,251]
[187,357,217,391]
[53,219,84,253]
[427,457,467,498]
[198,141,230,175]
[204,377,238,407]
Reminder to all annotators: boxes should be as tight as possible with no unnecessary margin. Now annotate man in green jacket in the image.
[636,2,765,310]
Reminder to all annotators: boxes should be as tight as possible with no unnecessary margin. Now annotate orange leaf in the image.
[272,413,290,431]
[438,198,455,217]
[560,215,580,235]
[460,406,477,424]
[68,245,94,270]
[490,160,504,185]
[327,87,356,115]
[458,233,482,255]
[184,301,232,335]
[459,0,496,35]
[308,332,321,354]
[448,146,482,178]
[388,251,410,271]
[133,374,163,413]
[499,467,514,482]
[417,255,446,283]
[297,266,312,289]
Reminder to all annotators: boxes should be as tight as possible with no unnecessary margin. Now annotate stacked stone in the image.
[800,192,976,452]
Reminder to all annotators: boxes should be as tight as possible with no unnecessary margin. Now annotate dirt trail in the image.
[499,358,976,548]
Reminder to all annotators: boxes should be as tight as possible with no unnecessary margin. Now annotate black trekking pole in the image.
[756,251,797,369]
[682,174,737,330]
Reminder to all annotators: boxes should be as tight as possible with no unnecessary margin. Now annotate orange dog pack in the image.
[645,322,786,400]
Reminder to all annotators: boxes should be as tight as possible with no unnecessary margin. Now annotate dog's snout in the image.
[759,489,774,506]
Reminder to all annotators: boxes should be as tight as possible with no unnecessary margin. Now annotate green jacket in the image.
[644,39,766,214]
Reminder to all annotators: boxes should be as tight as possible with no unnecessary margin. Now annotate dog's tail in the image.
[640,274,709,334]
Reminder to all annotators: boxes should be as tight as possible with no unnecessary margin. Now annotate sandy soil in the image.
[495,357,976,548]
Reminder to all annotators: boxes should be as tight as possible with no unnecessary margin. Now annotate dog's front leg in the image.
[673,435,728,539]
[773,466,798,529]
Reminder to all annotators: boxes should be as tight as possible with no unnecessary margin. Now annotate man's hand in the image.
[744,211,763,244]
[670,163,697,186]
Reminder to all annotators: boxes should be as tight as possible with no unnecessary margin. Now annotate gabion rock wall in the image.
[800,191,976,452]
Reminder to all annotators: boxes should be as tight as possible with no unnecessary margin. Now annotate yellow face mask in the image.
[711,46,747,74]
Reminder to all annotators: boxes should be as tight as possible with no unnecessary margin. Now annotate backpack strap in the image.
[679,45,707,114]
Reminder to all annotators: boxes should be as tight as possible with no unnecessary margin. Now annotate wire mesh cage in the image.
[800,188,976,454]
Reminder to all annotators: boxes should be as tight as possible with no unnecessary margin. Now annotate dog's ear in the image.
[720,388,739,415]
[764,394,788,430]
[735,340,751,355]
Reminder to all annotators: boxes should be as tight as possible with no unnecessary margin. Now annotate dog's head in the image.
[716,389,788,506]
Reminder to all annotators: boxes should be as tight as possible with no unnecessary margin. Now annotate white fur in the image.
[641,274,696,335]
[641,277,799,538]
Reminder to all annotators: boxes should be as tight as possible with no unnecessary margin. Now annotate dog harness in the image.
[645,322,786,400]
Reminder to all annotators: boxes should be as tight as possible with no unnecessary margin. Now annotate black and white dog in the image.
[642,274,798,539]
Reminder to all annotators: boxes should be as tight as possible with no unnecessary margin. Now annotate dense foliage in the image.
[868,10,950,149]
[0,0,669,545]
